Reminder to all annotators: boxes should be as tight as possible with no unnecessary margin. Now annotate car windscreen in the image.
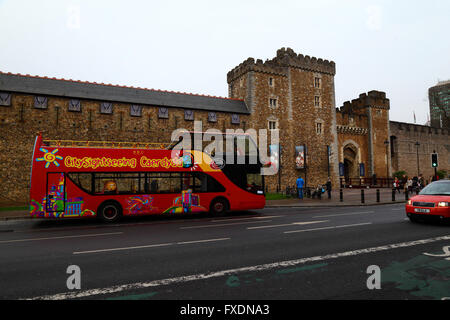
[419,181,450,195]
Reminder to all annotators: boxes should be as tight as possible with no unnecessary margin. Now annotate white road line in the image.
[284,222,372,234]
[247,220,328,230]
[29,234,450,300]
[73,242,174,255]
[211,215,282,223]
[177,238,230,245]
[315,211,374,218]
[0,232,123,244]
[179,220,272,229]
[73,238,231,255]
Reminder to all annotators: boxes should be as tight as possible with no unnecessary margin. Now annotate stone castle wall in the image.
[390,121,450,180]
[0,92,250,205]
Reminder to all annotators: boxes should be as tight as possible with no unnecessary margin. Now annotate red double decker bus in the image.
[29,134,265,222]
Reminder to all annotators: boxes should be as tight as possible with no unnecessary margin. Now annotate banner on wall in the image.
[295,146,305,169]
[339,162,345,176]
[359,163,365,177]
[269,145,280,172]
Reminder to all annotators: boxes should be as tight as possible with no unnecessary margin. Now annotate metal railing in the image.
[42,139,171,150]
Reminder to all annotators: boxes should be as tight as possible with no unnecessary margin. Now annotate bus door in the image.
[46,172,66,214]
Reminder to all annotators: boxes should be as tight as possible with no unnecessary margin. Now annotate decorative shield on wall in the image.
[184,109,194,121]
[0,92,11,106]
[208,112,217,123]
[130,105,142,117]
[34,96,48,109]
[231,114,240,125]
[100,102,113,114]
[158,107,169,119]
[68,99,81,112]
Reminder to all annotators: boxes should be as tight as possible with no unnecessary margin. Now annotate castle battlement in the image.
[338,91,390,113]
[227,47,335,83]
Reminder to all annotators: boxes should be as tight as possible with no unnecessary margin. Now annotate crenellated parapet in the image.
[227,47,336,83]
[338,90,390,113]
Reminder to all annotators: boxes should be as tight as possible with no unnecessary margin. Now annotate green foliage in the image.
[393,171,407,179]
[436,170,447,179]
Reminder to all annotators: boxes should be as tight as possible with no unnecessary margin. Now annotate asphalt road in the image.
[0,204,449,301]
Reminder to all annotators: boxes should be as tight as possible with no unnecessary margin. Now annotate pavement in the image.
[0,188,408,220]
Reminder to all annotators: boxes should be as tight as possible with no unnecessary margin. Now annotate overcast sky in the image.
[1,0,449,124]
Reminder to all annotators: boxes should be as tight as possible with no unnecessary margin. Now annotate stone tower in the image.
[337,91,391,180]
[227,48,339,190]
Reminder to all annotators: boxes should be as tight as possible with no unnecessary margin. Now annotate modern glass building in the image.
[429,80,450,129]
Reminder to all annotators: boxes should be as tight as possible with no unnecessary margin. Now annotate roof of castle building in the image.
[0,71,250,114]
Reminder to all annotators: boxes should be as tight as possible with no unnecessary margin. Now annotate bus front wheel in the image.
[98,201,122,223]
[210,198,229,216]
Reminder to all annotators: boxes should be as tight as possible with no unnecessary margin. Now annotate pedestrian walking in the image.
[326,177,332,199]
[393,177,401,193]
[296,175,305,200]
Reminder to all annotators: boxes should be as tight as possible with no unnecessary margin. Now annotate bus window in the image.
[94,173,140,194]
[67,173,92,193]
[147,172,181,194]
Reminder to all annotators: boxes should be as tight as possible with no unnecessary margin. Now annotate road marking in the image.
[28,234,450,300]
[73,238,231,255]
[315,211,373,218]
[0,232,123,244]
[177,238,230,245]
[284,222,372,234]
[247,220,328,230]
[179,220,272,229]
[211,215,282,222]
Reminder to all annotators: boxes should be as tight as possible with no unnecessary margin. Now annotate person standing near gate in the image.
[326,177,332,199]
[296,175,305,200]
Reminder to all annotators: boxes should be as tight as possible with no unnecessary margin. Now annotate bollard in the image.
[340,189,343,202]
[361,189,365,204]
[405,189,409,201]
[392,188,396,202]
[376,189,380,202]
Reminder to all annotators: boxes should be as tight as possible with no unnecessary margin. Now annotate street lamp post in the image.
[415,141,420,177]
[384,140,390,187]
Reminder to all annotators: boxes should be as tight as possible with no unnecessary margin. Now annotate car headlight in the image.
[437,202,449,207]
[407,200,412,205]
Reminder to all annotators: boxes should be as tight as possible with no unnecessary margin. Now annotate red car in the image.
[406,180,450,223]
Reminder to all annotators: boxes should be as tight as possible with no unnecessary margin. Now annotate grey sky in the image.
[0,0,449,124]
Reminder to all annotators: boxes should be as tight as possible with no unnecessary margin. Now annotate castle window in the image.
[314,77,321,89]
[314,96,321,107]
[268,120,278,131]
[269,98,278,108]
[316,122,322,134]
[269,77,274,87]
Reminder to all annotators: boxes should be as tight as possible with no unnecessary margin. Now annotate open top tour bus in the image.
[29,134,265,222]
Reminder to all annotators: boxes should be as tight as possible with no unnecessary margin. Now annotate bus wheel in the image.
[210,198,229,216]
[98,201,122,223]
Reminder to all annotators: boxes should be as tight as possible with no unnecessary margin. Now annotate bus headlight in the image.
[437,202,449,207]
[407,200,412,205]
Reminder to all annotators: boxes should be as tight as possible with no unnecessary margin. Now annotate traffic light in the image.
[431,153,438,168]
